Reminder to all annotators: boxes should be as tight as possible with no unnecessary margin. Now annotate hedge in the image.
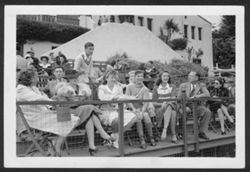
[17,18,90,44]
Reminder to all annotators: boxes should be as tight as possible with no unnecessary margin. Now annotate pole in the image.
[118,103,124,156]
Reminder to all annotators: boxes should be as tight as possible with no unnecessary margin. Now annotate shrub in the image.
[17,18,90,44]
[168,38,188,50]
[106,54,208,86]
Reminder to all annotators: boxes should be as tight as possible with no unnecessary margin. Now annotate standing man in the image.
[178,71,211,140]
[74,42,95,83]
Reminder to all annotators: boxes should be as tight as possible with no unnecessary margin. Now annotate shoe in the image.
[198,132,209,140]
[88,147,98,156]
[139,137,147,149]
[171,135,178,144]
[150,138,156,146]
[112,139,119,149]
[177,133,183,140]
[161,128,167,141]
[221,131,226,135]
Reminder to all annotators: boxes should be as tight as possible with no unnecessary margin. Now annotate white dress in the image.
[98,84,136,127]
[16,85,79,137]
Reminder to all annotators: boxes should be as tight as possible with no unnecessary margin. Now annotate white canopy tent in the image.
[42,23,182,63]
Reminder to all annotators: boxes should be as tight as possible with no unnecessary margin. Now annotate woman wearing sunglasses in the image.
[208,78,234,135]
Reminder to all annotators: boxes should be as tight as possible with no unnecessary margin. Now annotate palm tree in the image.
[164,19,180,41]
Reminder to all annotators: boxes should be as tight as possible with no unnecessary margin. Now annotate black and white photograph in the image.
[4,5,245,168]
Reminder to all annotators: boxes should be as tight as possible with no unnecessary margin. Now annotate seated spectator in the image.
[208,78,234,135]
[106,60,117,72]
[43,67,68,98]
[139,61,159,90]
[68,77,92,99]
[178,71,211,140]
[39,56,52,76]
[54,54,71,73]
[126,70,157,149]
[89,66,104,83]
[152,71,178,143]
[98,70,137,148]
[16,69,114,156]
[127,70,136,86]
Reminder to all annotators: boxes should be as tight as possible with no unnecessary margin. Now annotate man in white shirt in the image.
[74,42,95,83]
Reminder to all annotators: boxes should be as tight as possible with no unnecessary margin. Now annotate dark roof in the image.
[198,15,212,25]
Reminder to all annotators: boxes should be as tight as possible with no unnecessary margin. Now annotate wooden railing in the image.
[16,94,235,157]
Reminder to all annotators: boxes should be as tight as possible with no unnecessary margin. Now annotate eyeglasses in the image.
[214,82,220,85]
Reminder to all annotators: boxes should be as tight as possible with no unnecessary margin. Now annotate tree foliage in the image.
[212,16,235,68]
[159,19,187,51]
[107,53,208,85]
[17,18,90,44]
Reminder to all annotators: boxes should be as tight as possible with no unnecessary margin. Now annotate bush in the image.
[168,38,188,50]
[106,54,208,86]
[17,18,90,44]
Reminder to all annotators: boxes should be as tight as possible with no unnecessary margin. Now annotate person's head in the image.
[84,42,94,56]
[56,55,68,65]
[53,67,65,80]
[135,70,144,84]
[26,51,35,58]
[128,70,136,84]
[40,56,49,65]
[214,78,225,89]
[18,69,38,86]
[25,56,33,63]
[110,60,116,67]
[188,71,200,83]
[55,82,75,97]
[105,70,118,85]
[156,70,171,86]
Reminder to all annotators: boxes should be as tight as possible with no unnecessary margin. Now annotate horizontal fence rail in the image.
[17,96,235,157]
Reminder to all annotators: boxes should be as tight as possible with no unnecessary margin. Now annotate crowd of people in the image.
[16,42,235,156]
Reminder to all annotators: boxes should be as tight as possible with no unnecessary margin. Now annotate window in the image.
[147,18,152,31]
[110,15,115,22]
[184,25,188,38]
[193,58,201,65]
[138,16,144,26]
[198,27,202,40]
[191,26,195,39]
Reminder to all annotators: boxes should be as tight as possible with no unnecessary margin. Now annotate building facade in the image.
[81,15,213,69]
[17,15,80,26]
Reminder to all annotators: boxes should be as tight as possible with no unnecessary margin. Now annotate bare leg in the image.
[161,106,172,140]
[170,110,177,136]
[217,108,225,132]
[221,104,233,123]
[91,115,110,140]
[85,119,96,149]
[54,136,66,154]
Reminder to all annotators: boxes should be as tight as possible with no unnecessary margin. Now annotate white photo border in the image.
[4,5,245,168]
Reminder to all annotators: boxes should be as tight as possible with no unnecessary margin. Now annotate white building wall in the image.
[23,40,61,58]
[182,16,213,69]
[89,15,213,69]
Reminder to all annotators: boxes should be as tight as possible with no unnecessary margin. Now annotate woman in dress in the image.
[152,70,178,143]
[208,78,234,135]
[16,69,113,156]
[98,70,137,148]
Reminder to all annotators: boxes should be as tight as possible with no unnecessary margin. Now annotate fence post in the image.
[118,102,124,156]
[192,101,199,152]
[181,90,188,157]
